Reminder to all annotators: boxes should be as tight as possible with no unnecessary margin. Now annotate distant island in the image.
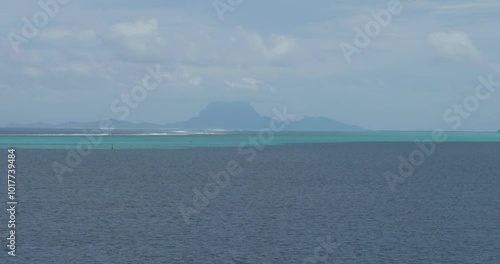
[5,102,364,131]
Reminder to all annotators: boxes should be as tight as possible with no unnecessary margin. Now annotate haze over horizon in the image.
[1,0,499,131]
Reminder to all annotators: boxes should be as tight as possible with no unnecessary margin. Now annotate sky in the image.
[0,0,499,131]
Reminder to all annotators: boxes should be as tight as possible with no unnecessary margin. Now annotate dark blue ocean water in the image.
[0,143,499,263]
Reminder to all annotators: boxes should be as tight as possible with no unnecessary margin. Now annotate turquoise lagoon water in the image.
[2,131,500,149]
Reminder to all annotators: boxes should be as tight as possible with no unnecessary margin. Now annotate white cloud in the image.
[50,64,90,74]
[438,3,500,10]
[237,27,295,60]
[225,77,275,92]
[427,31,481,61]
[23,67,43,77]
[108,18,167,61]
[39,28,99,45]
[225,77,260,91]
[161,69,202,88]
[187,75,202,87]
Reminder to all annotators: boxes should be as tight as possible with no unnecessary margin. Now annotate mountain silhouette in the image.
[164,102,269,130]
[5,102,364,131]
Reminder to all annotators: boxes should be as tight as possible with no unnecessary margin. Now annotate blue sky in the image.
[0,0,499,130]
